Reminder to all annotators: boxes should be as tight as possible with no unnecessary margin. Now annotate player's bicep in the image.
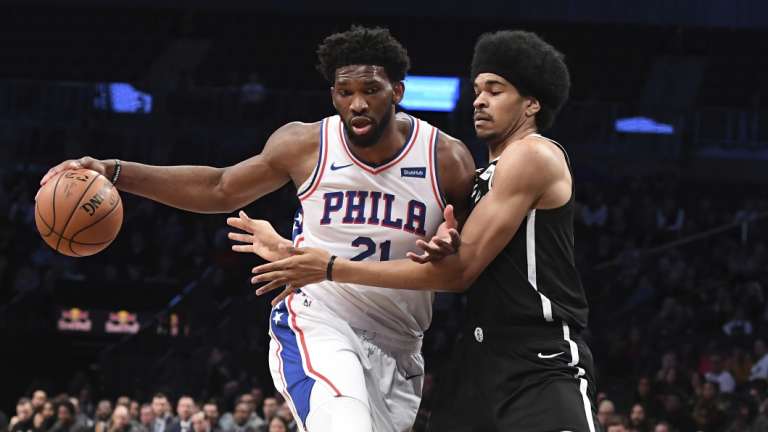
[217,123,306,210]
[454,183,535,285]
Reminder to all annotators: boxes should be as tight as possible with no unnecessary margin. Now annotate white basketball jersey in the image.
[293,113,446,344]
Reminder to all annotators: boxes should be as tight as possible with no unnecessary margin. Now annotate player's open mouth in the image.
[350,117,374,135]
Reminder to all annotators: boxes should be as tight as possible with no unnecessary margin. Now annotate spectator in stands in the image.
[691,381,725,432]
[275,404,293,431]
[168,397,195,432]
[223,403,255,432]
[705,354,736,393]
[11,398,33,432]
[33,401,56,432]
[723,399,755,432]
[151,394,173,432]
[629,403,651,432]
[138,405,154,432]
[633,377,661,419]
[605,415,629,432]
[129,402,140,422]
[68,398,91,431]
[652,421,671,432]
[50,401,88,432]
[94,400,113,432]
[116,397,132,410]
[597,399,616,430]
[108,406,133,432]
[259,399,277,427]
[31,391,47,414]
[660,393,695,432]
[201,403,220,432]
[190,413,208,432]
[264,417,289,432]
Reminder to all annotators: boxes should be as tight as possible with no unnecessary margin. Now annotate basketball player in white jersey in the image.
[39,26,475,431]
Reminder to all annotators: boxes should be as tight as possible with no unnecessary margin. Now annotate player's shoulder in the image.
[272,120,323,144]
[495,135,565,188]
[501,134,564,169]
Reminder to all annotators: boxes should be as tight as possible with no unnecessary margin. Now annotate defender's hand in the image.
[252,247,331,306]
[227,211,293,262]
[407,204,461,264]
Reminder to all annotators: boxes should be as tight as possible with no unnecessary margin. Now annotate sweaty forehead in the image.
[335,65,389,83]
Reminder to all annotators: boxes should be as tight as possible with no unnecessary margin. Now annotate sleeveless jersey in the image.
[467,134,589,331]
[293,114,445,345]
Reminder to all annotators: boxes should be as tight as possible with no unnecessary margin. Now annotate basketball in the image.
[34,168,123,257]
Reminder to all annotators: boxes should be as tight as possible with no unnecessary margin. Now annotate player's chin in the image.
[474,128,496,141]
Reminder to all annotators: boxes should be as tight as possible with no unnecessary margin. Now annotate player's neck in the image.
[346,114,409,165]
[487,125,538,161]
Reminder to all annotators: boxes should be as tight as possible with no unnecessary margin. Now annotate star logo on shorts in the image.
[273,311,283,324]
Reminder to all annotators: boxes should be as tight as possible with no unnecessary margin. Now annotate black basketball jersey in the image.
[468,134,589,331]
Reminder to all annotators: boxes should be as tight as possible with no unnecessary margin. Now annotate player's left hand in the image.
[407,204,461,264]
[251,247,331,306]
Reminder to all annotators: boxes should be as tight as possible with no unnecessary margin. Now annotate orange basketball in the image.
[34,168,123,257]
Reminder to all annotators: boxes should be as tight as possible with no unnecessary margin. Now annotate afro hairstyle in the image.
[316,25,410,83]
[471,30,570,131]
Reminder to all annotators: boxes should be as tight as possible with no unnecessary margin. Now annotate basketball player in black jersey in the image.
[244,30,599,431]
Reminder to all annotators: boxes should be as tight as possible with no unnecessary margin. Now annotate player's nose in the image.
[350,94,369,113]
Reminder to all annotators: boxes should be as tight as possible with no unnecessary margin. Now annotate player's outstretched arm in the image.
[38,122,316,214]
[253,137,564,294]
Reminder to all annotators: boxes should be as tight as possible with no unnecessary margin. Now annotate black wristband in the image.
[111,159,122,185]
[326,255,337,281]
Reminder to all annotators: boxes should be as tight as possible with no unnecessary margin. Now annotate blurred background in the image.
[1,1,768,431]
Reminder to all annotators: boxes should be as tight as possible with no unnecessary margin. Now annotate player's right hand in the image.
[407,204,461,264]
[39,156,108,188]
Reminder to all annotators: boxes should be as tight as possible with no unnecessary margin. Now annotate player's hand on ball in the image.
[39,156,108,190]
[227,210,293,262]
[252,247,331,306]
[407,204,461,264]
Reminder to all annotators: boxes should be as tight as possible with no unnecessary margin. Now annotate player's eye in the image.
[365,87,379,95]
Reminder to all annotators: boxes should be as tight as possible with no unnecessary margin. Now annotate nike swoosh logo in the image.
[537,351,565,359]
[330,162,353,171]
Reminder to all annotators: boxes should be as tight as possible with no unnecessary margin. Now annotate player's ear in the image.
[525,97,541,117]
[392,81,405,105]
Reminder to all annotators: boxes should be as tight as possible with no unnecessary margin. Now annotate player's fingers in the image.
[415,239,431,251]
[444,204,458,229]
[252,259,290,274]
[254,278,286,295]
[271,286,295,307]
[238,210,252,221]
[231,244,252,253]
[433,237,455,253]
[252,270,286,284]
[406,251,431,264]
[448,228,461,248]
[227,232,254,244]
[226,217,251,232]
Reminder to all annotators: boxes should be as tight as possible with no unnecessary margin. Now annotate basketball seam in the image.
[67,194,121,249]
[54,173,101,252]
[35,210,116,246]
[41,172,67,237]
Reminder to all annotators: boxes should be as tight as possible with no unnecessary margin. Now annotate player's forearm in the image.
[333,255,470,293]
[109,161,232,213]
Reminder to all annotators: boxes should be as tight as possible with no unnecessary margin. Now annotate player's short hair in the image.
[471,30,570,131]
[316,25,411,83]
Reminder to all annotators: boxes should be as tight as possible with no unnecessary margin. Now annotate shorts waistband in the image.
[466,321,584,342]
